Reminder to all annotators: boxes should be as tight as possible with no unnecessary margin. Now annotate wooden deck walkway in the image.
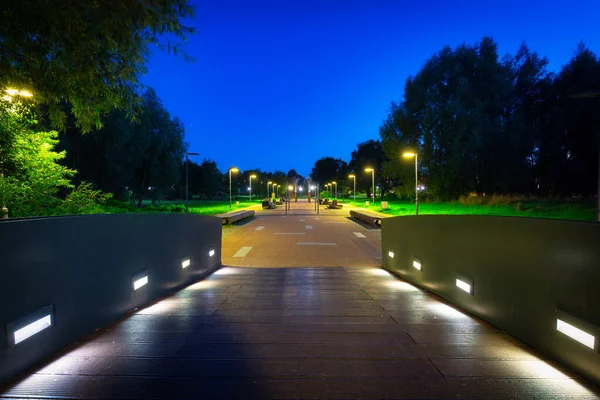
[2,266,598,399]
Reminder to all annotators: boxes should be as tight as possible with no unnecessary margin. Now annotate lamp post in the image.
[228,167,239,208]
[348,174,356,203]
[185,152,199,213]
[249,174,256,203]
[332,181,337,199]
[365,168,375,205]
[267,181,272,199]
[403,152,419,215]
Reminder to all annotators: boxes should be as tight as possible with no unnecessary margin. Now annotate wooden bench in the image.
[217,210,255,225]
[349,209,385,227]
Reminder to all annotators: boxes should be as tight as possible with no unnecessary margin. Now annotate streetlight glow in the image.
[403,152,419,215]
[229,167,239,208]
[349,174,356,203]
[364,168,375,204]
[185,152,199,213]
[249,174,257,203]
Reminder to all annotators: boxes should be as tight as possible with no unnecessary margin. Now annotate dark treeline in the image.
[381,38,600,199]
[310,38,600,201]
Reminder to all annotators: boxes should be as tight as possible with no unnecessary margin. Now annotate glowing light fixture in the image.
[388,251,395,259]
[456,278,472,294]
[209,249,215,257]
[14,314,52,345]
[557,319,595,349]
[6,88,18,96]
[413,259,422,271]
[19,90,33,97]
[133,275,148,291]
[182,259,191,269]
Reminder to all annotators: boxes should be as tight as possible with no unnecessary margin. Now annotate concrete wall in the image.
[382,215,600,386]
[0,214,221,386]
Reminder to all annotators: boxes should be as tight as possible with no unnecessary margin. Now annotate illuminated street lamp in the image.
[332,181,337,199]
[348,174,356,203]
[249,174,257,203]
[275,184,280,198]
[267,181,272,198]
[403,152,419,215]
[364,168,375,204]
[185,152,199,213]
[228,167,239,208]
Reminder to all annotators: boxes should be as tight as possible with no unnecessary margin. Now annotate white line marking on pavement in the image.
[297,242,337,246]
[313,217,321,220]
[255,226,265,231]
[233,246,252,257]
[353,232,366,238]
[273,232,306,235]
[305,225,313,230]
[299,219,305,222]
[324,221,345,224]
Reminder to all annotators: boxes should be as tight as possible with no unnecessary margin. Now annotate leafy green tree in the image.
[0,97,75,217]
[310,157,348,186]
[380,37,552,199]
[1,0,194,131]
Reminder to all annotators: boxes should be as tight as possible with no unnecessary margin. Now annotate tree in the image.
[58,88,186,206]
[182,159,224,199]
[535,44,600,195]
[1,0,194,131]
[380,37,552,199]
[0,97,74,217]
[349,139,389,197]
[310,157,348,186]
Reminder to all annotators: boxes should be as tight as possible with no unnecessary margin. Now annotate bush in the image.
[58,182,113,215]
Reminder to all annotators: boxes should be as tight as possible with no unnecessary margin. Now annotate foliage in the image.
[0,0,195,132]
[310,157,349,186]
[58,182,113,215]
[0,97,75,217]
[380,38,600,199]
[58,88,186,207]
[349,139,388,197]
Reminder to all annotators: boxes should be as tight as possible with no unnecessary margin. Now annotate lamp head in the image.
[348,174,355,178]
[230,167,239,173]
[364,168,374,172]
[250,174,257,178]
[403,152,416,158]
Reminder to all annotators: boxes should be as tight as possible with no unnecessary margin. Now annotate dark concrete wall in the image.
[382,215,600,386]
[0,214,221,386]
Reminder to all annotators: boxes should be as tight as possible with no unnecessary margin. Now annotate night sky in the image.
[142,0,600,177]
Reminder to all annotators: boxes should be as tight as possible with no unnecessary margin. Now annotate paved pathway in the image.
[2,201,598,399]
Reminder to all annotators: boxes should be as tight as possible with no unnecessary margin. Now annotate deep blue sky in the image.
[143,0,600,177]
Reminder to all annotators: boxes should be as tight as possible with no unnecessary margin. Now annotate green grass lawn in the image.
[344,199,596,221]
[103,199,256,216]
[103,197,595,221]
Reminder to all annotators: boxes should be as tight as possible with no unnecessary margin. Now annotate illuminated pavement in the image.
[1,202,598,399]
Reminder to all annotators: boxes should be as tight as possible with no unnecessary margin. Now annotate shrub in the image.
[58,182,113,215]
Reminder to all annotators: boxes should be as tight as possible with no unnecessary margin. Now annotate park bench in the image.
[349,209,385,227]
[326,200,343,209]
[217,210,255,225]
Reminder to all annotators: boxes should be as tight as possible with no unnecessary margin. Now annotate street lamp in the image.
[348,174,356,203]
[365,168,375,204]
[403,152,419,215]
[228,167,239,208]
[275,184,279,198]
[332,181,337,199]
[267,181,272,199]
[185,152,199,213]
[249,174,256,203]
